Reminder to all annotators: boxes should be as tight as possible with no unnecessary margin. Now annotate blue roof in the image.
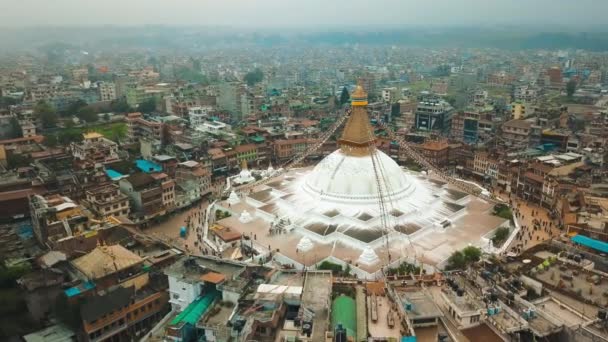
[571,235,608,254]
[402,337,417,342]
[136,159,162,173]
[64,281,96,297]
[105,168,124,180]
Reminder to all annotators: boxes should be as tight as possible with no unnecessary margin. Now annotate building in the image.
[218,82,245,121]
[81,285,169,342]
[547,67,563,86]
[501,119,534,148]
[71,132,120,167]
[511,102,530,120]
[29,194,91,246]
[72,244,146,290]
[119,173,168,221]
[84,183,130,218]
[98,82,117,102]
[415,97,453,134]
[126,112,163,143]
[188,105,213,127]
[174,161,212,208]
[381,87,398,103]
[514,85,538,102]
[451,111,480,144]
[274,138,312,161]
[414,140,450,167]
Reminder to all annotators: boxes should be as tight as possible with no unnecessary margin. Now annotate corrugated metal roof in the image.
[571,235,608,254]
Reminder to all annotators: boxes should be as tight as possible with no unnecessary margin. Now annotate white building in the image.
[98,82,117,102]
[188,105,213,127]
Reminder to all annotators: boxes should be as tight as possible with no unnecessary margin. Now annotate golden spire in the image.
[240,159,248,171]
[338,81,375,155]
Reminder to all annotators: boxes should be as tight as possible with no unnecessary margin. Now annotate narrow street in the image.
[494,191,561,254]
[146,200,211,255]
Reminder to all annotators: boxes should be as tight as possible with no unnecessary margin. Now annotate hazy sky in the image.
[1,0,607,29]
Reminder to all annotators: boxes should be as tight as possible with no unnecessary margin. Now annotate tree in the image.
[244,68,264,86]
[339,87,350,105]
[6,152,32,169]
[103,113,111,122]
[0,96,18,108]
[110,99,133,113]
[34,101,58,128]
[7,117,23,139]
[138,98,157,113]
[57,131,83,145]
[492,227,511,247]
[63,99,88,117]
[76,107,98,123]
[45,134,58,148]
[566,79,577,97]
[446,251,466,270]
[463,246,482,263]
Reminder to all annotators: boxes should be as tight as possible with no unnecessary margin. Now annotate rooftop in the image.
[72,245,143,280]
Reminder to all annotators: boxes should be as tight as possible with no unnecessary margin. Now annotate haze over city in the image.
[1,0,608,28]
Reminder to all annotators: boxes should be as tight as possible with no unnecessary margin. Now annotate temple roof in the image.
[338,83,375,152]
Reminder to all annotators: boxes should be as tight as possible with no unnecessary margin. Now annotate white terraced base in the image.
[358,246,380,265]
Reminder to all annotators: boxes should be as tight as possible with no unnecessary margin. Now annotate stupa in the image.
[234,160,254,184]
[214,81,512,275]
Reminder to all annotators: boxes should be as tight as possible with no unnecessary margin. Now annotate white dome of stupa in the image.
[302,149,414,204]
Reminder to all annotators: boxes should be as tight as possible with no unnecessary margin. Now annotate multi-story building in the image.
[451,111,480,144]
[415,97,453,134]
[81,284,169,342]
[126,112,163,143]
[84,183,130,218]
[188,105,213,127]
[218,82,245,121]
[514,85,538,103]
[413,140,450,167]
[73,245,169,342]
[174,161,212,208]
[29,194,91,246]
[501,119,534,148]
[511,102,530,120]
[381,87,398,103]
[71,132,120,167]
[274,138,312,161]
[119,173,167,221]
[473,152,499,180]
[98,82,117,102]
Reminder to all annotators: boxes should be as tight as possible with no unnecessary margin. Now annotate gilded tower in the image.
[338,82,375,156]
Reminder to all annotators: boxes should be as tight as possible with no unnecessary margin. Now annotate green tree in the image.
[339,87,350,105]
[0,96,18,108]
[111,124,127,143]
[76,107,98,123]
[6,152,32,169]
[446,251,466,270]
[34,101,58,128]
[566,79,577,97]
[103,113,111,122]
[244,68,264,86]
[492,227,511,247]
[463,246,482,263]
[138,98,157,113]
[63,99,88,117]
[57,131,83,145]
[45,134,58,147]
[7,117,23,139]
[110,99,133,113]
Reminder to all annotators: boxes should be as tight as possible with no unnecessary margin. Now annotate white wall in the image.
[168,276,201,312]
